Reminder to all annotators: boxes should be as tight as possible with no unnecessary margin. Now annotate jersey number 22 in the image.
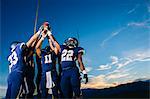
[61,49,74,61]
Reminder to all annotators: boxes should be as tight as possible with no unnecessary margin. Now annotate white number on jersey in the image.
[8,51,18,72]
[61,49,74,61]
[44,54,52,64]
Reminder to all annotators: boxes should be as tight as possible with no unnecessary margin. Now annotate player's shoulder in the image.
[16,42,25,50]
[60,45,67,49]
[60,45,68,52]
[75,46,85,54]
[76,46,84,51]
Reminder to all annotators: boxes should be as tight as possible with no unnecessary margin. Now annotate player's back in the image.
[8,43,25,73]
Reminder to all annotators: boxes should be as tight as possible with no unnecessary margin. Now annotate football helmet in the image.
[64,37,78,48]
[10,41,21,52]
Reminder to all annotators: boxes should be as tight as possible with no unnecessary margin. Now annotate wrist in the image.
[41,37,45,41]
[36,31,41,36]
[47,30,52,36]
[82,70,87,74]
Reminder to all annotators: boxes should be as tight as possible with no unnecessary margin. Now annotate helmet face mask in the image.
[64,37,78,48]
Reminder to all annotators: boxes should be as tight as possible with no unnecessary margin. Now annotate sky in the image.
[1,0,150,97]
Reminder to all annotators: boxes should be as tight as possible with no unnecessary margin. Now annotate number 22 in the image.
[61,49,74,61]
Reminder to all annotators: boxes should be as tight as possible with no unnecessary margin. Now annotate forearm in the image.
[48,38,59,55]
[35,37,44,49]
[26,31,41,48]
[48,39,55,51]
[48,34,60,52]
[78,53,86,71]
[78,60,85,71]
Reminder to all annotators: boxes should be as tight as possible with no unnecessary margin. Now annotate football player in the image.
[20,25,45,98]
[47,29,88,98]
[35,22,59,98]
[35,51,42,96]
[6,29,42,98]
[20,44,36,98]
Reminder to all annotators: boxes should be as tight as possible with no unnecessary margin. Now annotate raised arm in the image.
[42,22,61,52]
[26,31,41,48]
[35,30,47,57]
[47,30,61,52]
[48,38,59,55]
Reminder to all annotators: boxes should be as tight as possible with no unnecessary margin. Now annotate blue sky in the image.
[1,0,150,96]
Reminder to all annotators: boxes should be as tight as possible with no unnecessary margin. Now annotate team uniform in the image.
[6,42,29,98]
[60,45,85,98]
[36,54,42,96]
[40,46,59,98]
[21,51,35,98]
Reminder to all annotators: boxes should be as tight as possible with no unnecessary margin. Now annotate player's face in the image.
[68,39,75,47]
[69,40,74,44]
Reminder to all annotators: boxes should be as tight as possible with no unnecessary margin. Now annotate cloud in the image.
[81,49,150,89]
[97,64,111,71]
[100,18,150,48]
[107,73,129,80]
[81,71,131,89]
[127,4,139,14]
[110,56,119,65]
[100,27,126,47]
[138,57,150,62]
[85,66,93,72]
[117,50,150,69]
[127,19,150,29]
[116,58,132,69]
[97,50,150,71]
[127,8,136,14]
[97,55,120,71]
[97,56,119,71]
[81,75,116,89]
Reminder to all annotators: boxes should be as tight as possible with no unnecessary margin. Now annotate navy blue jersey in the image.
[41,47,56,73]
[25,53,34,68]
[8,43,26,73]
[60,45,85,68]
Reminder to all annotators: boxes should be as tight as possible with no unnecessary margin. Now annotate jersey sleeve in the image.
[77,47,85,55]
